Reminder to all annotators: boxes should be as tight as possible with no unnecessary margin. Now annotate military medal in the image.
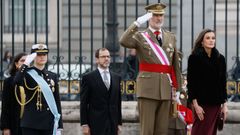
[180,93,185,99]
[148,48,151,55]
[166,48,170,52]
[167,43,174,58]
[50,79,55,92]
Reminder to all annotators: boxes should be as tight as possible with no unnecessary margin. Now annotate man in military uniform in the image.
[168,51,187,135]
[14,44,63,135]
[168,91,188,135]
[119,3,181,135]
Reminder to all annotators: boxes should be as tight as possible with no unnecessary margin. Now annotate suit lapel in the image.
[94,69,109,91]
[95,69,113,90]
[146,29,160,46]
[144,29,170,64]
[162,29,169,47]
[109,71,116,98]
[109,71,114,90]
[146,28,169,47]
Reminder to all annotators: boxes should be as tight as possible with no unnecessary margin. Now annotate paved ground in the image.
[62,122,240,135]
[0,123,239,135]
[217,123,240,135]
[1,101,239,134]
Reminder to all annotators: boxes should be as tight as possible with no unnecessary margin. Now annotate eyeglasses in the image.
[99,55,111,58]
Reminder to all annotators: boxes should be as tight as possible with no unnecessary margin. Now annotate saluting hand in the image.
[24,53,37,66]
[135,12,153,27]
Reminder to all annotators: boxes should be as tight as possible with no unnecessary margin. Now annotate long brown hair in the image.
[9,52,27,76]
[192,28,215,54]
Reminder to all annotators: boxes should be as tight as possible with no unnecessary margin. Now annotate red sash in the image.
[139,63,178,88]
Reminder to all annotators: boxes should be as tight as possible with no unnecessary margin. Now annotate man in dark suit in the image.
[80,48,122,135]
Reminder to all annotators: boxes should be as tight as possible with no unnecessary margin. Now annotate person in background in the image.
[168,51,187,135]
[14,44,63,135]
[3,50,13,67]
[123,49,139,80]
[187,29,228,135]
[2,51,13,78]
[80,48,122,135]
[122,49,138,101]
[119,3,181,135]
[1,53,27,135]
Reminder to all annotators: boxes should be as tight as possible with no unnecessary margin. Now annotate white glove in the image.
[24,53,37,66]
[56,129,62,135]
[135,12,152,27]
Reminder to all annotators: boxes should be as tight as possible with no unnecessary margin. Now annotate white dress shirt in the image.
[98,67,111,85]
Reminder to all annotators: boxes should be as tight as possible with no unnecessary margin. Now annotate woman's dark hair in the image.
[9,52,27,76]
[192,28,215,54]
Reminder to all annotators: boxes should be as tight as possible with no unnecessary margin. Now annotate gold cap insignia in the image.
[38,44,44,49]
[145,3,166,15]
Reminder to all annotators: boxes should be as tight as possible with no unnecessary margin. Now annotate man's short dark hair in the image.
[95,48,109,58]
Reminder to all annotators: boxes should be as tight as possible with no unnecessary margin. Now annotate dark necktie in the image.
[154,31,162,46]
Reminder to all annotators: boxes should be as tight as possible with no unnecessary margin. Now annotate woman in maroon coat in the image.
[187,29,228,135]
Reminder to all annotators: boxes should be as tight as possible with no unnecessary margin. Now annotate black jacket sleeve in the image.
[14,64,28,85]
[0,78,12,129]
[220,55,227,102]
[117,75,122,125]
[80,74,90,125]
[187,55,199,102]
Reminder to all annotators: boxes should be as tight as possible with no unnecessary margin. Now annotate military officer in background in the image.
[120,3,181,135]
[14,44,63,135]
[169,51,193,135]
[168,90,188,135]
